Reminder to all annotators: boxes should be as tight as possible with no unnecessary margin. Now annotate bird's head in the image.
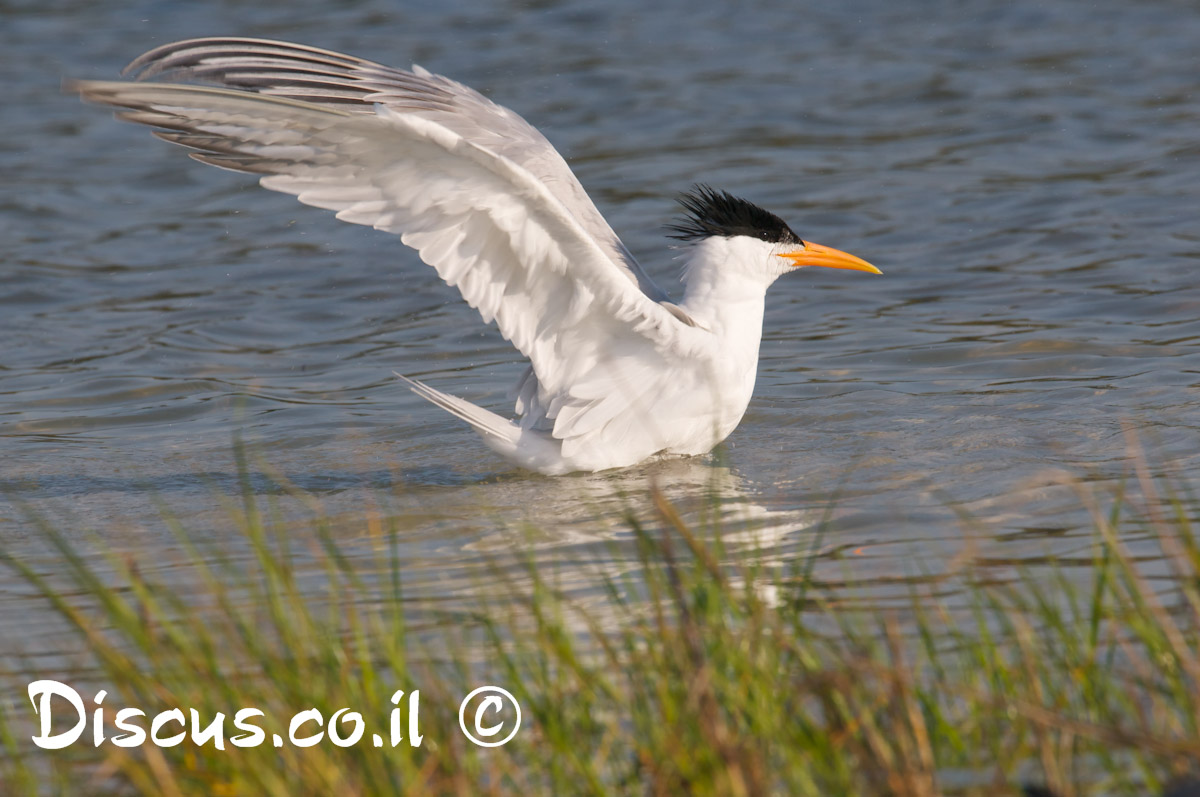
[667,185,880,288]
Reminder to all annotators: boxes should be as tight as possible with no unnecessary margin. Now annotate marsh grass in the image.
[1,446,1198,796]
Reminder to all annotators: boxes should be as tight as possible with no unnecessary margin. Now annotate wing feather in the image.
[116,37,667,299]
[72,39,710,450]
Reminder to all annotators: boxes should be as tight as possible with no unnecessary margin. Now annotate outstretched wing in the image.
[72,38,710,453]
[119,37,669,301]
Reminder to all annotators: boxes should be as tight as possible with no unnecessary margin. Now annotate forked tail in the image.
[394,373,519,444]
[395,373,570,473]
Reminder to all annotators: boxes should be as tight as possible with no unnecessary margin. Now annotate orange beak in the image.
[778,241,881,274]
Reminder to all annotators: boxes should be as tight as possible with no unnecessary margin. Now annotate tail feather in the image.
[394,373,518,444]
[395,373,570,473]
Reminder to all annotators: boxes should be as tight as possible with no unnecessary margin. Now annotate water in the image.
[2,0,1199,646]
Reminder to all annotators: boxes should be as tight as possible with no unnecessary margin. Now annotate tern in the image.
[71,38,880,475]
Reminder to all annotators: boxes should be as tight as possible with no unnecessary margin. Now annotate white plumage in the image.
[72,38,879,474]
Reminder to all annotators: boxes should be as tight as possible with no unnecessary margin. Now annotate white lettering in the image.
[327,708,364,748]
[111,708,147,748]
[190,709,225,750]
[27,680,86,750]
[230,708,265,748]
[289,708,323,747]
[150,708,186,747]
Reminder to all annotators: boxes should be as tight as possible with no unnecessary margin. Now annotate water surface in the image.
[2,0,1198,646]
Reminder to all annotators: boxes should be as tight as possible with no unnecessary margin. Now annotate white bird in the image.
[71,37,880,475]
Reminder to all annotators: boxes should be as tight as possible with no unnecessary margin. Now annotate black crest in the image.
[666,185,801,245]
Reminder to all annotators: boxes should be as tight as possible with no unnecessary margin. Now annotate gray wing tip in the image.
[120,36,385,81]
[65,78,123,106]
[63,77,114,101]
[120,36,299,78]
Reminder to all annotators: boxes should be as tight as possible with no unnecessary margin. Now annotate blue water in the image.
[2,0,1198,634]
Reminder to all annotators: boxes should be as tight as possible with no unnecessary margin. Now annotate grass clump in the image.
[1,450,1198,796]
